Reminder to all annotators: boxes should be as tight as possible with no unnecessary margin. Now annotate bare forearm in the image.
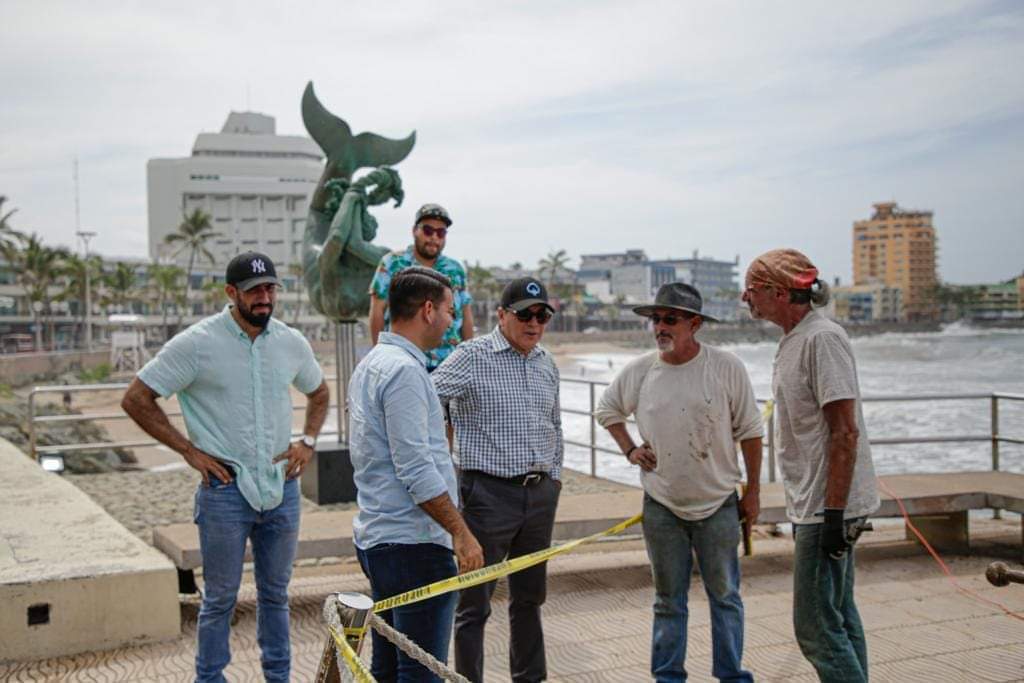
[419,492,471,538]
[823,399,859,509]
[460,307,475,341]
[121,381,194,457]
[739,437,763,489]
[824,435,857,508]
[303,381,330,438]
[605,422,637,454]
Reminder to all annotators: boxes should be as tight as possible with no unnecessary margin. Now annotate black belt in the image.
[467,470,547,487]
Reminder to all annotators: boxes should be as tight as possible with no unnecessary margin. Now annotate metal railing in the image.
[24,380,1024,482]
[27,379,342,461]
[558,378,1024,482]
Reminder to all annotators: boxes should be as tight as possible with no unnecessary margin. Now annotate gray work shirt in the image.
[772,310,880,524]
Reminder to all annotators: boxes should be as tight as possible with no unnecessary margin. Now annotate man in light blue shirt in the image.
[349,266,484,682]
[122,252,329,683]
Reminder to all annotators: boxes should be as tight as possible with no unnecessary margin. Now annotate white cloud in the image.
[0,0,1021,282]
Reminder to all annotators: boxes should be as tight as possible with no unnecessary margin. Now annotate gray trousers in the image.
[454,470,560,683]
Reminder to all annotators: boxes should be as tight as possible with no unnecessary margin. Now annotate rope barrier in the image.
[367,613,470,682]
[318,513,643,681]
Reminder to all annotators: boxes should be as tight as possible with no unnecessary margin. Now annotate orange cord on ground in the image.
[876,478,1024,622]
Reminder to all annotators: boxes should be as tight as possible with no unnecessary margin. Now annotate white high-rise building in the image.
[147,112,323,268]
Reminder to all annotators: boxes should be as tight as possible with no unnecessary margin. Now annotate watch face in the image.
[302,435,316,448]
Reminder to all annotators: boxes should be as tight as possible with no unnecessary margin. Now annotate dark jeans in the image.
[642,493,752,683]
[454,470,560,683]
[194,477,300,683]
[356,542,458,683]
[792,521,869,683]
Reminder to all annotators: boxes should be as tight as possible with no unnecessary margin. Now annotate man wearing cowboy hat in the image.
[595,282,763,683]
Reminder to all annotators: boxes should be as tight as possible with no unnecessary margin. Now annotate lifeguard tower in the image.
[108,314,150,373]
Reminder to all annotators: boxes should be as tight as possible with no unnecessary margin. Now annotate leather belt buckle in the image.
[522,473,543,486]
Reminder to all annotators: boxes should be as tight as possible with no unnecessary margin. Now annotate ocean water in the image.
[558,324,1024,487]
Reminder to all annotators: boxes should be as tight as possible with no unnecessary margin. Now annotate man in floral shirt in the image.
[369,203,475,370]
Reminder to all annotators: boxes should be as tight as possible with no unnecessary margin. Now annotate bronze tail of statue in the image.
[301,82,416,182]
[300,82,415,322]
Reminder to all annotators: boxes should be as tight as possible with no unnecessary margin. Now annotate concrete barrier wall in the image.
[0,349,111,386]
[0,439,180,661]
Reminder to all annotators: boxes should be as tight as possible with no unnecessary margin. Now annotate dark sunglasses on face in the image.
[507,307,552,324]
[648,313,685,326]
[420,225,448,238]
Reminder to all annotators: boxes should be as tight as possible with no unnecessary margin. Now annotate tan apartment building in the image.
[852,201,938,321]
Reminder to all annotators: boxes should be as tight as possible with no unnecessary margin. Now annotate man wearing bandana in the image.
[743,249,880,683]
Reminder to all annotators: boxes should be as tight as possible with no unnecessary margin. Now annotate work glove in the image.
[822,508,850,559]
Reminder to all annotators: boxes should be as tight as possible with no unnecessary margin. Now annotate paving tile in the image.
[934,644,1024,682]
[872,655,974,682]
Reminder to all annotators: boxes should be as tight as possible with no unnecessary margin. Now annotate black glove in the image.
[822,508,850,559]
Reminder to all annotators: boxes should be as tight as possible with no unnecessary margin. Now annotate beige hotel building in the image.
[852,201,938,321]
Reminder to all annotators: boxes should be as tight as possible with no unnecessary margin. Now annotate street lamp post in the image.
[76,231,97,351]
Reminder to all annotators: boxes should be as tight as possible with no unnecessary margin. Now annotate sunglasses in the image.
[419,225,448,238]
[507,307,553,324]
[648,313,687,326]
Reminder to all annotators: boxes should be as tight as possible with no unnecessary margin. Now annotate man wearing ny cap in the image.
[595,282,762,683]
[121,251,330,682]
[369,203,474,371]
[431,277,564,683]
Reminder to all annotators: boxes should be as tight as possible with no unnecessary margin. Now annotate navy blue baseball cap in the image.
[226,252,279,291]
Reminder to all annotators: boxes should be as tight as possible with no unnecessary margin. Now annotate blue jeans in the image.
[194,477,300,683]
[642,493,752,683]
[357,542,458,682]
[793,521,868,683]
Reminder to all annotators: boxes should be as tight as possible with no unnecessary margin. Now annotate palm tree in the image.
[288,262,304,325]
[103,262,138,313]
[147,263,185,340]
[58,253,103,346]
[467,261,502,331]
[164,209,218,313]
[538,249,570,286]
[0,195,23,253]
[9,234,68,351]
[202,279,227,314]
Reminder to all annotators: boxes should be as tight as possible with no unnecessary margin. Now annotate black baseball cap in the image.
[415,203,452,226]
[501,277,554,312]
[226,251,280,291]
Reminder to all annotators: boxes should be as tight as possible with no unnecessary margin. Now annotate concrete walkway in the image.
[2,518,1022,682]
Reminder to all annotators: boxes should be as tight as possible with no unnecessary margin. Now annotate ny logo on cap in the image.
[251,259,267,274]
[526,282,541,296]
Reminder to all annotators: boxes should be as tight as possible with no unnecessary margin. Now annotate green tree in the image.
[58,253,103,347]
[467,261,503,331]
[103,261,139,313]
[8,234,68,351]
[147,263,185,340]
[202,279,227,314]
[163,209,218,312]
[0,195,23,253]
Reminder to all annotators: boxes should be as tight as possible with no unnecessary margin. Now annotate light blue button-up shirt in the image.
[348,331,458,550]
[137,306,323,512]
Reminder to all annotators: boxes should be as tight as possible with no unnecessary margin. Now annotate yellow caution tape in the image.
[374,513,643,613]
[328,624,376,683]
[343,626,365,637]
[762,399,774,421]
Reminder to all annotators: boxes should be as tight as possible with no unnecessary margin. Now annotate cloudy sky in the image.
[2,0,1022,284]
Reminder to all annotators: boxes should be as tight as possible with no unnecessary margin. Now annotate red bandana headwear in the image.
[747,249,819,290]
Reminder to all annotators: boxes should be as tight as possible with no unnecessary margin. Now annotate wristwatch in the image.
[300,434,316,449]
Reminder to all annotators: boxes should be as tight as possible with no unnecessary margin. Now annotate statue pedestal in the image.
[300,441,357,504]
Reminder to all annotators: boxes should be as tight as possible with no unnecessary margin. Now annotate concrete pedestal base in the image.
[300,441,357,505]
[906,510,970,554]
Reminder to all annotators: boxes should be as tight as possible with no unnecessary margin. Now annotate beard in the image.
[237,299,273,328]
[414,239,441,261]
[655,333,674,351]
